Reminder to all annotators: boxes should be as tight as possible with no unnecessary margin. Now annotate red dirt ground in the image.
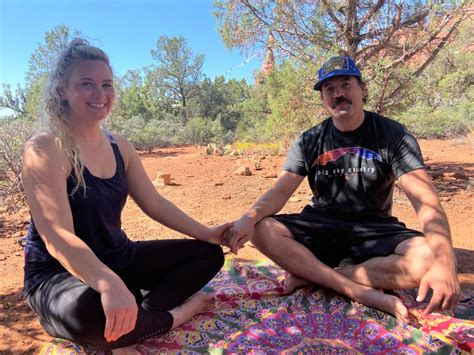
[0,134,473,354]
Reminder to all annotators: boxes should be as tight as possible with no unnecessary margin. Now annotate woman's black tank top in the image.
[23,132,136,295]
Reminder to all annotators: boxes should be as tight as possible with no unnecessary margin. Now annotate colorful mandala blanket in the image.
[42,258,474,354]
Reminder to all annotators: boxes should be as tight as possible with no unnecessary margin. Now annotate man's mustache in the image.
[332,96,352,108]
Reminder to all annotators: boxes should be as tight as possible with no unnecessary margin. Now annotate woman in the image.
[21,38,228,353]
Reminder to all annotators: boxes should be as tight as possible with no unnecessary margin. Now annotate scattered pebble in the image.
[234,166,252,176]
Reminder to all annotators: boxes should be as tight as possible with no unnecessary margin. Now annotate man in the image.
[229,56,460,320]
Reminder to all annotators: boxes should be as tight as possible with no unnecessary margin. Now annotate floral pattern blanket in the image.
[42,258,474,354]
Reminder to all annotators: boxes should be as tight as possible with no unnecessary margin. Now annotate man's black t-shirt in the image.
[283,111,424,218]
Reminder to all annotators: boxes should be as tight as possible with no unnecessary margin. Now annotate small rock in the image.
[264,173,278,178]
[222,194,231,200]
[214,181,224,186]
[454,171,469,180]
[154,172,171,186]
[0,254,6,261]
[289,196,301,202]
[442,172,456,178]
[234,166,252,176]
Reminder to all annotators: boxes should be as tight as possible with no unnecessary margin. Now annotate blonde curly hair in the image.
[44,37,113,195]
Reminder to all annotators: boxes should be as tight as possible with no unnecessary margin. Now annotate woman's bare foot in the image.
[282,273,313,294]
[112,345,140,354]
[356,286,409,322]
[169,293,215,329]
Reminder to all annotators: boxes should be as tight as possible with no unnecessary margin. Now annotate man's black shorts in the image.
[272,205,424,268]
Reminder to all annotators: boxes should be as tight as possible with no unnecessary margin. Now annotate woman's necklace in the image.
[76,132,104,151]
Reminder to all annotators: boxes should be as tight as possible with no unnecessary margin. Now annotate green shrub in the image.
[181,116,223,145]
[114,115,181,152]
[0,118,38,211]
[398,102,473,139]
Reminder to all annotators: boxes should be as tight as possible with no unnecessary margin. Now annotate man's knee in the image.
[250,217,293,252]
[398,237,434,284]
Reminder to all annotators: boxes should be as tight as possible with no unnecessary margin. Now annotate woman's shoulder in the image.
[25,132,58,155]
[24,132,69,172]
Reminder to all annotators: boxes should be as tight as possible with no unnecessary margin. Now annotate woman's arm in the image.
[22,133,137,342]
[116,135,229,244]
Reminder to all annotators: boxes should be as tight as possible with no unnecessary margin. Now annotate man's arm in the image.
[398,168,461,313]
[229,171,305,253]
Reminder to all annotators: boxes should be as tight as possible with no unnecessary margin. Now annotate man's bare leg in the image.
[285,238,433,293]
[251,217,409,321]
[337,237,433,289]
[282,272,312,293]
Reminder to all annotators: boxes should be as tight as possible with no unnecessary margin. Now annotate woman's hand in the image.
[100,279,138,343]
[206,223,233,247]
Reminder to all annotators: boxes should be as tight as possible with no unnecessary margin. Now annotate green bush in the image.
[0,118,38,211]
[114,115,181,152]
[398,102,473,139]
[181,116,223,145]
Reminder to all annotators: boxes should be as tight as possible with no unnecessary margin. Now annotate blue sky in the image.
[0,0,263,89]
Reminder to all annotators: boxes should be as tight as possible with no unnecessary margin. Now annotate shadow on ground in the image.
[0,287,49,354]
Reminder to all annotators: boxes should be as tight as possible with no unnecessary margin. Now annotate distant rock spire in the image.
[262,33,275,75]
[255,33,276,84]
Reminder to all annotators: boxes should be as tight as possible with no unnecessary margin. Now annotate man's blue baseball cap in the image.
[313,56,362,91]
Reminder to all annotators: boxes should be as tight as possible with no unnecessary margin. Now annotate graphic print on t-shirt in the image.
[311,147,382,179]
[308,146,385,213]
[312,147,382,166]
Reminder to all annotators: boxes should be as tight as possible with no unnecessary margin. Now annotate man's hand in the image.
[101,280,138,343]
[206,222,233,247]
[417,258,461,314]
[228,216,256,254]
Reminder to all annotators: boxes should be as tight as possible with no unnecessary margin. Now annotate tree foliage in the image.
[214,0,470,112]
[0,84,27,117]
[397,20,473,138]
[1,24,80,120]
[151,35,204,121]
[26,24,80,86]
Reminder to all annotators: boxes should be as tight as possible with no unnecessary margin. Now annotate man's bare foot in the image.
[169,293,215,329]
[282,273,313,294]
[356,287,409,322]
[112,345,140,354]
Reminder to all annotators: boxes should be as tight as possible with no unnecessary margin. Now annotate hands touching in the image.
[100,278,138,343]
[205,216,257,254]
[227,215,257,254]
[206,222,233,248]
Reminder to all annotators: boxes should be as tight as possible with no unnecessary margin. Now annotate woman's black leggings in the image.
[27,239,224,351]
